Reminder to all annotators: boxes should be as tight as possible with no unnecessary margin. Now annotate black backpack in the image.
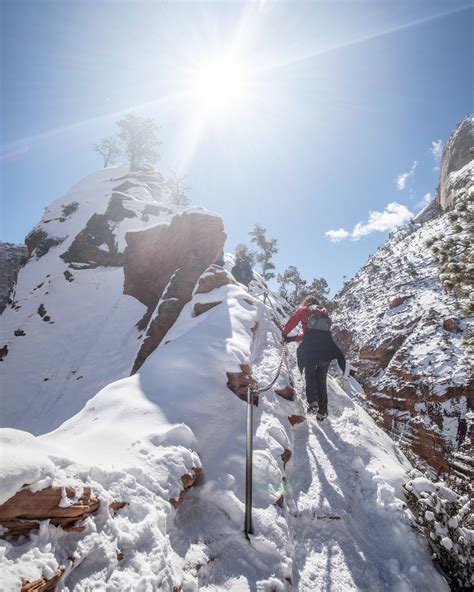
[239,259,253,282]
[307,305,331,331]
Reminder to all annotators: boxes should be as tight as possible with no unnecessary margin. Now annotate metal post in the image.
[244,384,254,538]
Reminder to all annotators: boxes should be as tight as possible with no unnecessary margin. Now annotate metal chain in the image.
[254,342,286,395]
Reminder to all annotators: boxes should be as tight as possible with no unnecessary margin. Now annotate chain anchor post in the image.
[244,383,254,539]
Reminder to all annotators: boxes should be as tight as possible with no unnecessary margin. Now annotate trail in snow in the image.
[287,368,447,591]
[169,291,447,591]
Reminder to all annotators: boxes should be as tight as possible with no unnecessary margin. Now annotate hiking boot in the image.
[307,403,318,415]
[316,412,328,421]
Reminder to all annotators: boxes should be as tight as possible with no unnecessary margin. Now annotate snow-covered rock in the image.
[438,116,473,210]
[333,123,473,484]
[0,166,224,435]
[0,166,450,590]
[0,242,27,314]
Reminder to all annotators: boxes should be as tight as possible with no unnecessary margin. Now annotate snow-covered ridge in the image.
[332,155,473,482]
[0,165,223,435]
[1,275,447,590]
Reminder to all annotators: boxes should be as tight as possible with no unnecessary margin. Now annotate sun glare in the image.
[190,56,250,114]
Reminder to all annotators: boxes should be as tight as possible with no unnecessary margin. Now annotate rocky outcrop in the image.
[21,568,64,592]
[0,242,27,313]
[126,212,226,373]
[0,485,100,537]
[333,121,473,485]
[194,265,236,295]
[169,467,202,508]
[226,364,258,402]
[61,194,136,268]
[438,116,473,210]
[193,301,221,316]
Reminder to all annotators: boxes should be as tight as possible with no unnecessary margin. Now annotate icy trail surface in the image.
[0,278,447,591]
[166,290,448,592]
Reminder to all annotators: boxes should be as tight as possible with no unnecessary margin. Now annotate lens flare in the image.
[191,56,250,114]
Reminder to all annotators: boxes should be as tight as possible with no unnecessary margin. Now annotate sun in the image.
[190,55,250,114]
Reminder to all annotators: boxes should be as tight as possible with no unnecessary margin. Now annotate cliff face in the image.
[0,242,27,314]
[438,116,473,210]
[0,166,225,434]
[333,122,473,483]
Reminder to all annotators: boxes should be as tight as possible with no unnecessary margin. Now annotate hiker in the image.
[231,257,254,288]
[281,294,346,420]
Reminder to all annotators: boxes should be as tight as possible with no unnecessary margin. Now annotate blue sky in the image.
[1,0,472,294]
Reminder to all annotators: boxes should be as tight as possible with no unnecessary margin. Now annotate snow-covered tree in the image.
[235,243,256,266]
[277,266,307,306]
[116,113,161,171]
[404,474,473,589]
[93,136,121,168]
[166,172,190,206]
[249,224,278,281]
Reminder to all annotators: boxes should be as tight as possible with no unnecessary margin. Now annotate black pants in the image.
[304,360,330,413]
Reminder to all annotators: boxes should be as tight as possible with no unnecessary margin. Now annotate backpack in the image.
[239,259,253,282]
[307,305,331,331]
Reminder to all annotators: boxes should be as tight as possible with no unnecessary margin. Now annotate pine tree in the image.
[93,136,121,168]
[235,243,256,266]
[166,172,191,206]
[277,266,307,306]
[306,277,330,306]
[116,113,161,171]
[249,224,278,281]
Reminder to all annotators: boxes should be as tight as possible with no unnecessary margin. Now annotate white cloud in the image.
[325,228,350,242]
[431,139,443,170]
[396,160,417,190]
[325,201,414,242]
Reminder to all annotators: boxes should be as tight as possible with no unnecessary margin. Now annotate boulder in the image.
[443,318,462,333]
[0,485,100,538]
[194,265,237,295]
[275,386,295,401]
[226,364,258,403]
[21,568,64,592]
[288,415,305,426]
[126,212,226,372]
[170,467,202,508]
[389,295,411,309]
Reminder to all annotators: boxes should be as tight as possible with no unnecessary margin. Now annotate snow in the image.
[1,280,448,590]
[0,167,449,590]
[332,204,472,450]
[0,429,56,505]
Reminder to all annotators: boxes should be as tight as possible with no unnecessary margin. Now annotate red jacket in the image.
[282,305,329,342]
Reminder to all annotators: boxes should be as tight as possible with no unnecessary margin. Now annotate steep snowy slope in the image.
[1,277,447,591]
[0,166,225,434]
[332,119,473,484]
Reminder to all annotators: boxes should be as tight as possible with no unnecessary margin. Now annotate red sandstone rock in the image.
[288,415,305,426]
[21,568,64,592]
[275,496,284,508]
[275,386,295,401]
[124,213,226,309]
[0,486,100,538]
[389,295,412,309]
[281,449,292,469]
[226,364,258,403]
[170,467,202,508]
[194,265,236,295]
[443,318,462,333]
[193,301,221,317]
[125,212,226,373]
